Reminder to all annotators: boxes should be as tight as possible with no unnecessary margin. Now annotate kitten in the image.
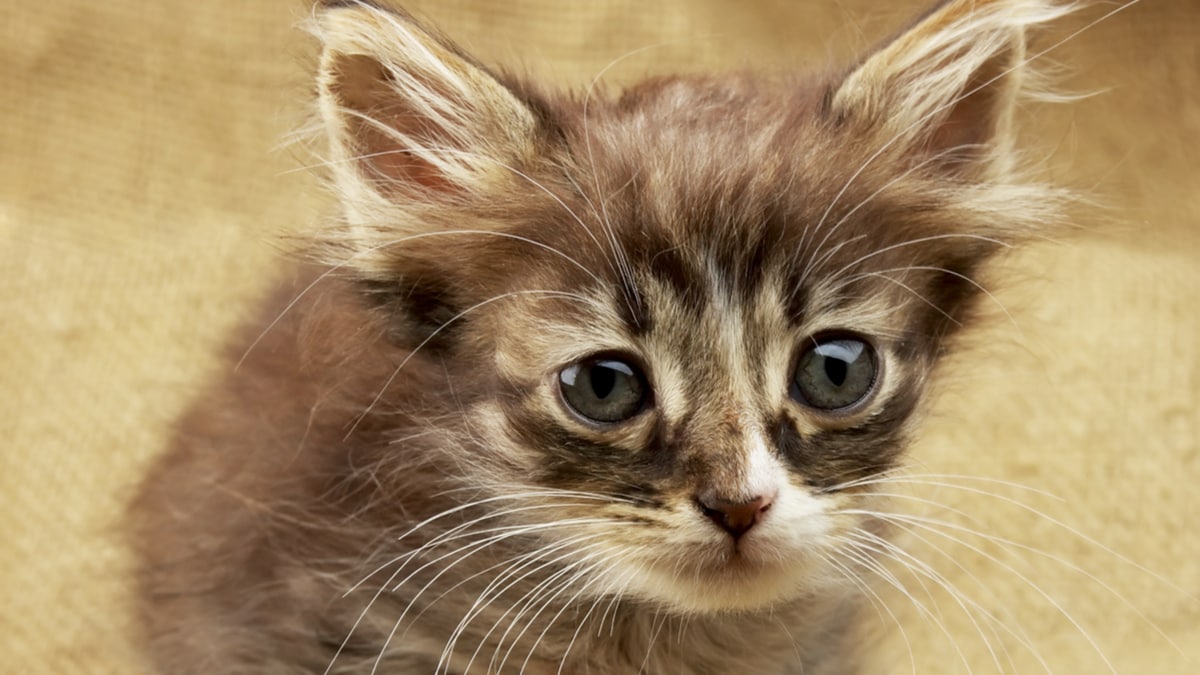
[129,0,1073,673]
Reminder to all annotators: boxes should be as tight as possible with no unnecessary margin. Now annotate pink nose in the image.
[697,493,774,539]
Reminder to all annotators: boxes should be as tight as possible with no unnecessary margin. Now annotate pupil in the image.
[591,366,617,399]
[823,357,848,386]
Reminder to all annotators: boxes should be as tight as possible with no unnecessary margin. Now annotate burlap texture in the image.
[2,1,1197,672]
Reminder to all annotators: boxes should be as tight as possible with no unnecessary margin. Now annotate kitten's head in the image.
[308,0,1067,613]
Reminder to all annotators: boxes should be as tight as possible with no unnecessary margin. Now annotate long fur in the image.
[129,1,1084,673]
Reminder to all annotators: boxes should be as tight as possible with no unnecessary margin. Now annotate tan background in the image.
[2,0,1197,672]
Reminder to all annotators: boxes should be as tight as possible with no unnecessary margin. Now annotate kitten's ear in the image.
[312,2,539,221]
[308,3,543,348]
[829,0,1067,178]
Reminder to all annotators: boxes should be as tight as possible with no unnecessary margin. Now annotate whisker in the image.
[375,523,622,675]
[856,521,1054,674]
[801,142,986,285]
[332,517,614,675]
[637,603,670,675]
[390,518,619,594]
[556,551,644,675]
[858,271,962,327]
[846,509,1119,674]
[843,265,1024,337]
[815,464,910,494]
[345,492,628,594]
[900,507,1186,661]
[824,551,919,675]
[833,535,979,674]
[825,233,1011,284]
[844,529,1022,674]
[442,535,616,674]
[520,549,626,674]
[845,471,1064,501]
[877,476,1196,604]
[490,552,616,673]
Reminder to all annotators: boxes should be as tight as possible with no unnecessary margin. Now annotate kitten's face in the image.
[445,97,945,612]
[311,0,1063,614]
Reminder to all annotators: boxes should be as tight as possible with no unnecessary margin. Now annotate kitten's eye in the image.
[558,356,648,424]
[791,336,878,411]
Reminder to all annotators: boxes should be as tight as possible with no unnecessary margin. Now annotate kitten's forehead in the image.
[540,75,888,310]
[575,74,831,216]
[504,81,880,352]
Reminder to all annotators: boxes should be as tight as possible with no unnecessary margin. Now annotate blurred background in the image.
[2,0,1197,672]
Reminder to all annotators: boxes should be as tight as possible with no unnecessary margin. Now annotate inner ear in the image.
[328,53,460,194]
[310,4,548,284]
[827,0,1050,179]
[315,3,540,206]
[924,45,1017,170]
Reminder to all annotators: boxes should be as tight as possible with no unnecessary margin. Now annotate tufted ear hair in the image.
[305,2,547,346]
[309,1,541,253]
[830,0,1072,180]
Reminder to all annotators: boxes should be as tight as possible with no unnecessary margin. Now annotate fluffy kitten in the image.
[130,0,1072,672]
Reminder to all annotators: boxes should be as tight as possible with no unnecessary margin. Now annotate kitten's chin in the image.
[613,549,835,614]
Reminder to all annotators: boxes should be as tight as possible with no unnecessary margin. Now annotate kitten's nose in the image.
[697,492,775,539]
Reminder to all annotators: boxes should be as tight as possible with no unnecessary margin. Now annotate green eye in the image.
[791,336,878,411]
[559,356,648,424]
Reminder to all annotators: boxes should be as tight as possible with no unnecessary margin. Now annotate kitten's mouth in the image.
[610,536,815,613]
[713,537,767,563]
[671,553,808,612]
[708,539,785,576]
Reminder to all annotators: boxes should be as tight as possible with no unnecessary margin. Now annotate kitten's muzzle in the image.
[696,491,775,539]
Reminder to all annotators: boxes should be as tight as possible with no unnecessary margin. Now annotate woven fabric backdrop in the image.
[2,0,1197,672]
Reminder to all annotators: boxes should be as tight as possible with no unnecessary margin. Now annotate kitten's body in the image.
[130,1,1073,673]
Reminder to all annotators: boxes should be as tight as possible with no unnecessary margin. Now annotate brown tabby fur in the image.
[129,1,1075,672]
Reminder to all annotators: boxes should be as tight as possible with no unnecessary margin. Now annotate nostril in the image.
[699,502,727,527]
[696,493,775,539]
